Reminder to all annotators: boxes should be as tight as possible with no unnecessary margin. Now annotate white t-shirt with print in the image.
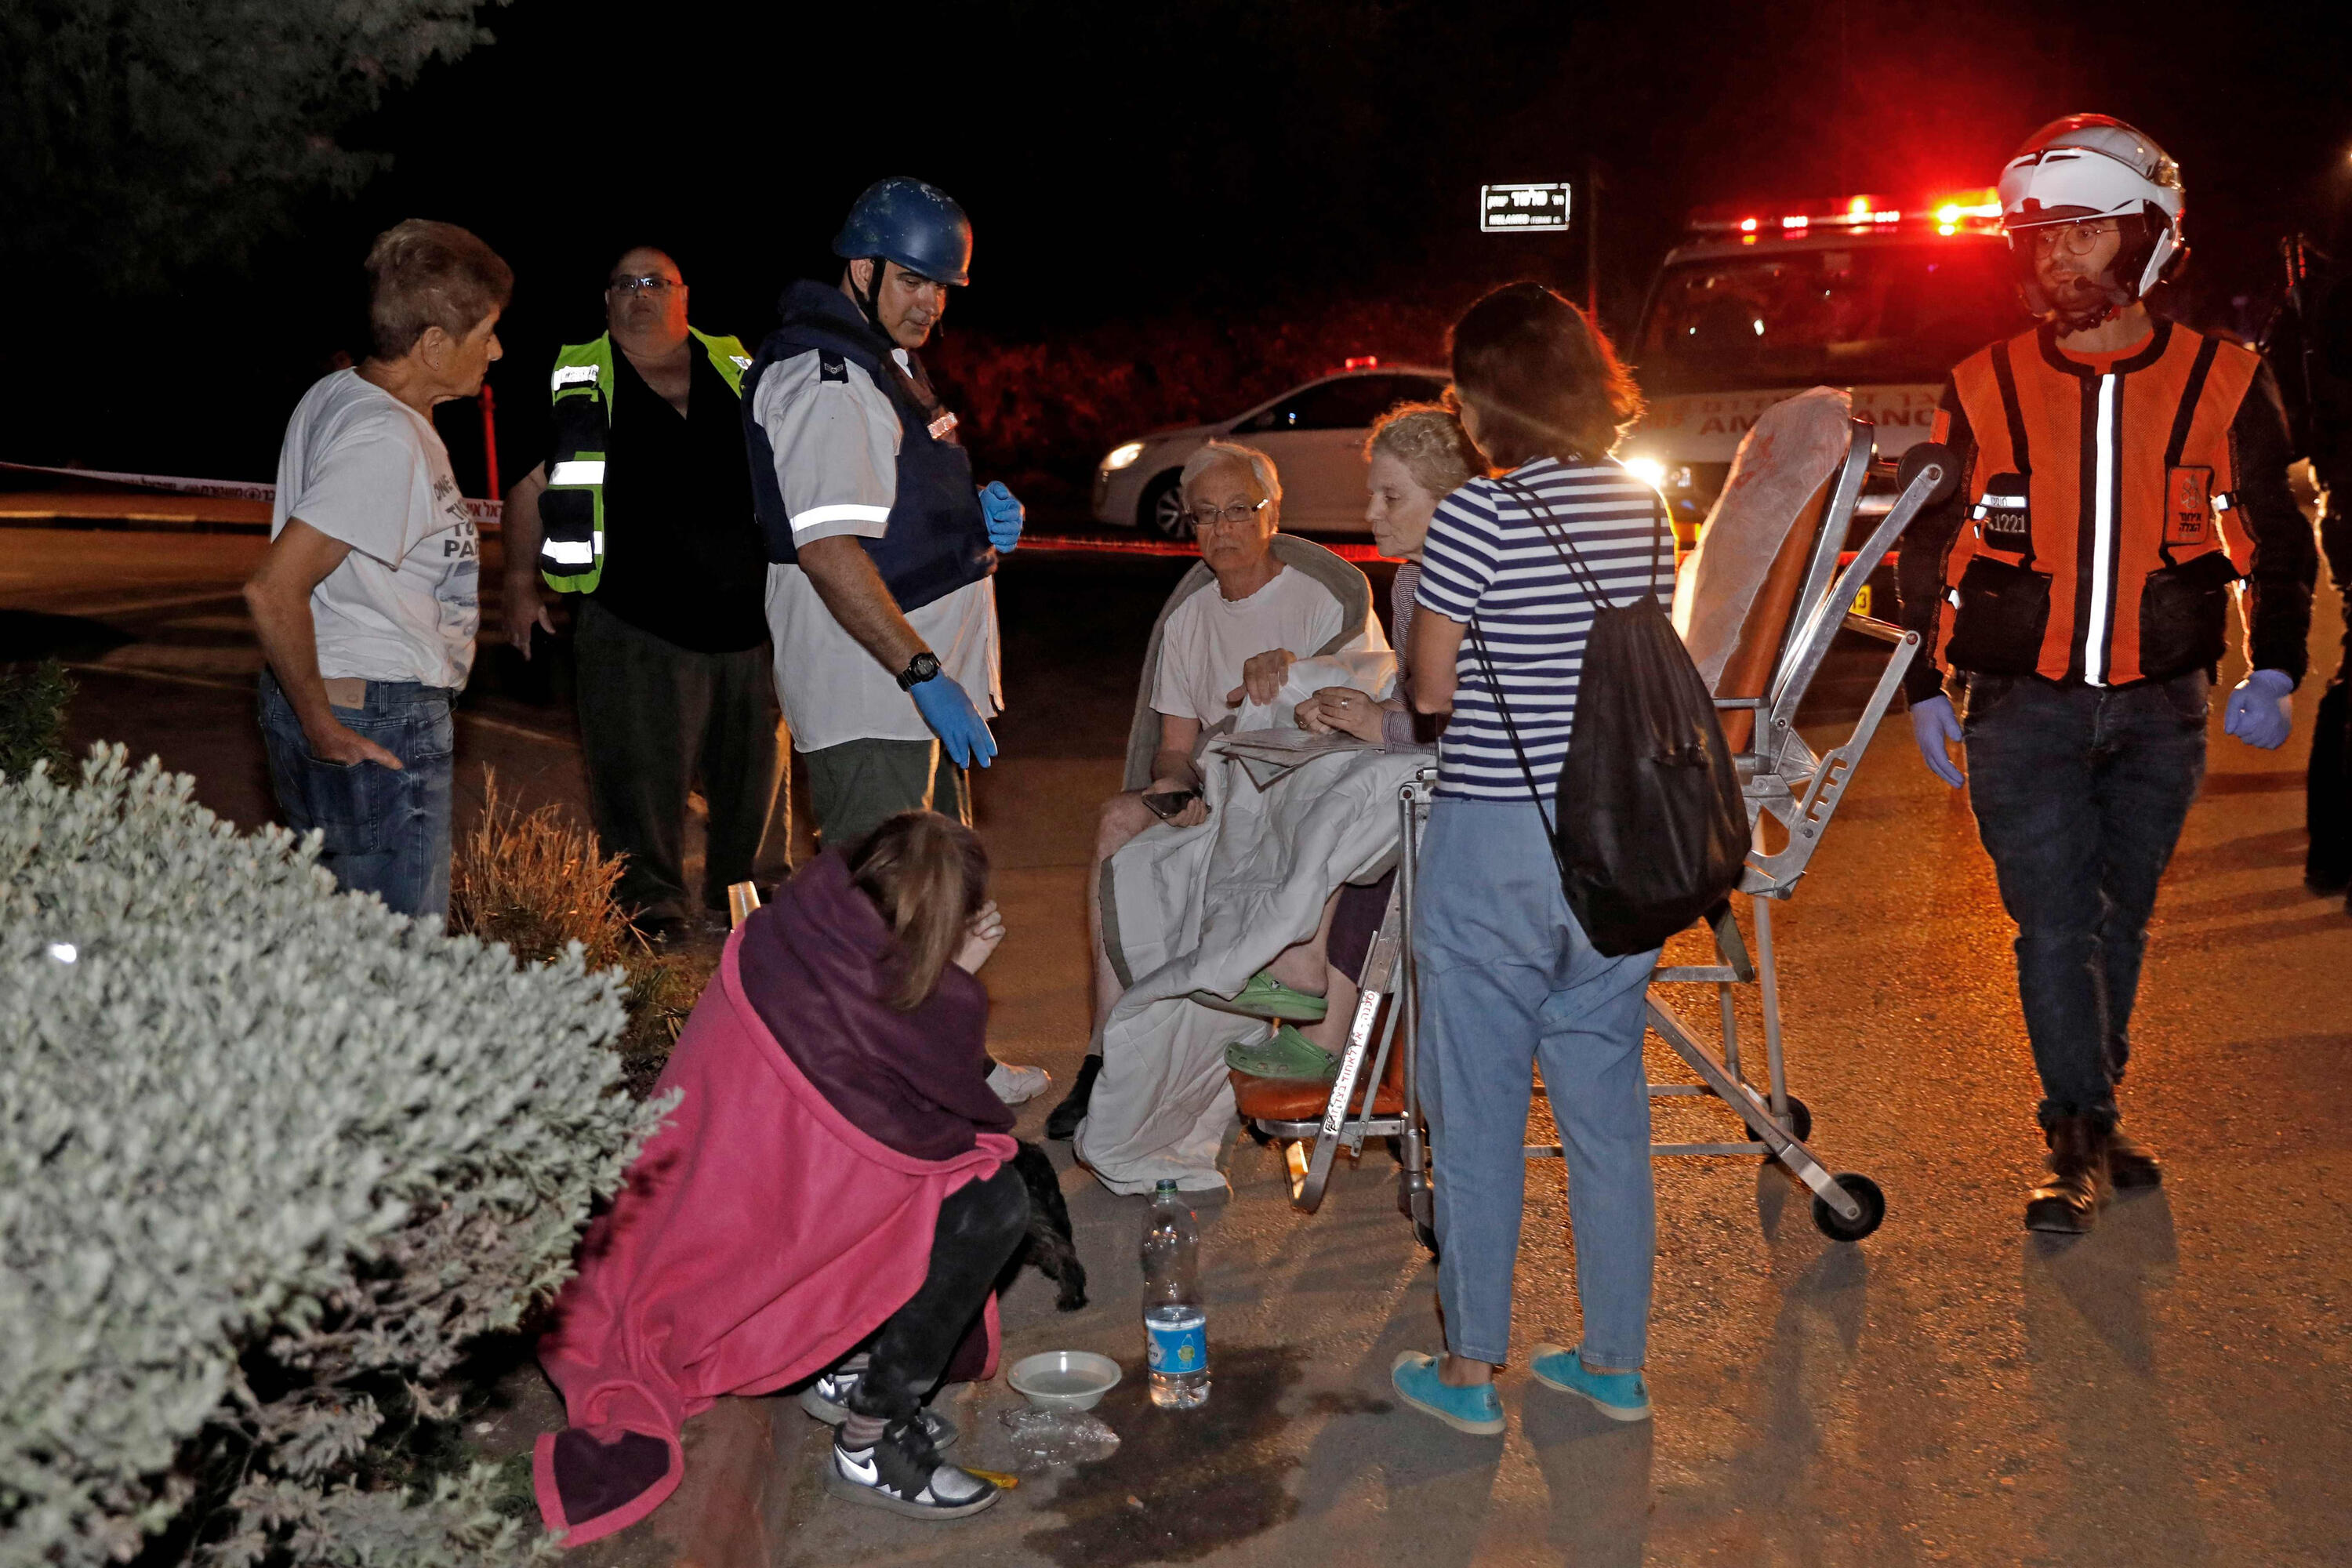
[1150,563,1385,731]
[754,345,1001,751]
[271,369,480,689]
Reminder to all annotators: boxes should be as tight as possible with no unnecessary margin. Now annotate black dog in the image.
[1007,1140,1087,1310]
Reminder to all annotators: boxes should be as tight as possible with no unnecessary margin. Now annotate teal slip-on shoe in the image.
[1389,1352,1506,1436]
[1190,970,1329,1022]
[1528,1343,1651,1421]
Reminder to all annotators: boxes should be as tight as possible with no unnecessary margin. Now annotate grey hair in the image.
[1181,440,1283,506]
[1366,403,1483,499]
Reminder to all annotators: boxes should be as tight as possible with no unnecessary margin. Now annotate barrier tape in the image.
[1022,533,1385,564]
[1,460,504,526]
[2,459,1399,562]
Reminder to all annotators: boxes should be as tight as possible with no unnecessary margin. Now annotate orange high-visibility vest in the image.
[1930,319,2266,688]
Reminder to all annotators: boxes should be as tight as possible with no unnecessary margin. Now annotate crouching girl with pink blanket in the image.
[535,813,1027,1541]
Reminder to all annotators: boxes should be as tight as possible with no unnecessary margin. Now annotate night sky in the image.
[13,0,2351,488]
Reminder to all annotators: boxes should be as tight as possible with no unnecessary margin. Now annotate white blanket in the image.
[1075,737,1430,1193]
[1233,650,1399,733]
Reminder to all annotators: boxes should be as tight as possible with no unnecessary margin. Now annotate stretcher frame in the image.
[1249,421,1949,1246]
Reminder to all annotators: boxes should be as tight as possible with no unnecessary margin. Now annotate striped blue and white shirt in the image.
[1414,458,1675,802]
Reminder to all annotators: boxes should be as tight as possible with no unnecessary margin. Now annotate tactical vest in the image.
[539,328,751,593]
[741,280,996,615]
[1933,318,2264,688]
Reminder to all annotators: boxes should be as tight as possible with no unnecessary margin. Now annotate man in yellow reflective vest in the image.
[503,246,786,943]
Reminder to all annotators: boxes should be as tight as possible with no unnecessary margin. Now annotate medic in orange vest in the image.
[1896,115,2317,1235]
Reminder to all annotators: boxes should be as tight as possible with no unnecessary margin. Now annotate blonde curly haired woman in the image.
[1294,403,1485,743]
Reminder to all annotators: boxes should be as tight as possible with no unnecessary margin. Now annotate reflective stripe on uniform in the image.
[541,539,594,564]
[2084,372,2119,686]
[549,459,606,486]
[789,502,891,536]
[552,365,601,390]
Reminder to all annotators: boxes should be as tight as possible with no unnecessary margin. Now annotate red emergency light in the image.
[1341,356,1381,371]
[1687,187,2002,238]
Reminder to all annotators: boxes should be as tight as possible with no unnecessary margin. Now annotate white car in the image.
[1091,365,1450,539]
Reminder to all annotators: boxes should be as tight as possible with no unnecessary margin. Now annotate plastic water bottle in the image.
[1141,1179,1209,1409]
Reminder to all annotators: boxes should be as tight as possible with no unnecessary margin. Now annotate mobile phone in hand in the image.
[1142,789,1199,821]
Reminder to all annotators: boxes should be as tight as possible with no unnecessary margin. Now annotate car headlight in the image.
[1102,441,1145,473]
[1621,456,1668,491]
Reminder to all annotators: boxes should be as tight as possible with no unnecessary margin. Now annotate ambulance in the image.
[1618,191,2026,610]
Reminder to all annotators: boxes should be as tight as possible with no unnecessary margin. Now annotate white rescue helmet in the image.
[1998,114,2187,311]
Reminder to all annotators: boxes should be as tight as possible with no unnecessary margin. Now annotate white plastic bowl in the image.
[1006,1350,1123,1411]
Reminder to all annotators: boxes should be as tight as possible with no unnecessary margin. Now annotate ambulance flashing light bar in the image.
[1686,188,2004,241]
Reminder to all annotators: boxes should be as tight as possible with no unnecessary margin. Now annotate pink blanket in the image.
[533,933,1011,1545]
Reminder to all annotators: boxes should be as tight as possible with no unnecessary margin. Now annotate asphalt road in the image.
[5,515,2348,1566]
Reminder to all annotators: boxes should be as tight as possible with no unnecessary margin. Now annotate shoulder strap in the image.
[1460,462,1665,865]
[1489,469,1668,610]
[2163,333,2223,470]
[1466,621,1553,812]
[2154,332,2226,569]
[1988,339,2031,475]
[1465,620,1573,887]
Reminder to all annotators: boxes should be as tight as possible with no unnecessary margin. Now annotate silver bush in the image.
[1,749,674,1564]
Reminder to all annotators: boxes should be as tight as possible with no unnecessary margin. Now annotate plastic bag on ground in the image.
[1000,1405,1121,1471]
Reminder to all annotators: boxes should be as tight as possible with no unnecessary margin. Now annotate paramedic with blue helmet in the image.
[741,177,1046,1106]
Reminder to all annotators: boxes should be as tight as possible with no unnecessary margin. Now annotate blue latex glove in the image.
[908,669,998,769]
[2223,668,2295,750]
[1909,694,1965,788]
[978,481,1024,552]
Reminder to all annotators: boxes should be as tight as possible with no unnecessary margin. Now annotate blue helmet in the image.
[831,178,972,288]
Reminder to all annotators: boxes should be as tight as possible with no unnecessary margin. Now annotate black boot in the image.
[2106,1123,2162,1191]
[1044,1054,1102,1142]
[2024,1116,2107,1234]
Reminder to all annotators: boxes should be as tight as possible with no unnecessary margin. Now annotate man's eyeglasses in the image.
[2023,220,2119,260]
[607,274,682,296]
[1183,499,1271,532]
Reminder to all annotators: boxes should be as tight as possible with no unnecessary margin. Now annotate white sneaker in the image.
[826,1428,998,1520]
[987,1061,1052,1105]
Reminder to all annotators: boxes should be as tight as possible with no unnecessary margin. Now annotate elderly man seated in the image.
[1044,440,1387,1139]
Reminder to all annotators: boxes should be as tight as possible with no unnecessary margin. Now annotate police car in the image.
[1093,362,1450,539]
[1618,191,2027,605]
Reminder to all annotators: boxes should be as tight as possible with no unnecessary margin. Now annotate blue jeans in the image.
[1414,798,1661,1370]
[259,669,456,921]
[1962,670,2208,1129]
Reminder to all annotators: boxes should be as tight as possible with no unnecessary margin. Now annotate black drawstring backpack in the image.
[1468,477,1748,956]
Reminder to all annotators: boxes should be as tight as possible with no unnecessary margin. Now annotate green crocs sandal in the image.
[1224,1025,1338,1081]
[1190,970,1330,1022]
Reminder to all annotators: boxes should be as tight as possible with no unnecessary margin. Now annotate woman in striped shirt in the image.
[1388,283,1676,1435]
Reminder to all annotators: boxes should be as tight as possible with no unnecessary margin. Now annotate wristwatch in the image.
[895,650,941,691]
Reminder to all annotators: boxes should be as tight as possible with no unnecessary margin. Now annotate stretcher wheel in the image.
[1762,1095,1813,1159]
[1811,1173,1886,1243]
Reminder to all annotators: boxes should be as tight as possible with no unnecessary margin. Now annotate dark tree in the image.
[0,0,503,293]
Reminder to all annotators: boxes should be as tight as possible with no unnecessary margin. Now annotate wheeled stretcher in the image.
[1232,411,1954,1247]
